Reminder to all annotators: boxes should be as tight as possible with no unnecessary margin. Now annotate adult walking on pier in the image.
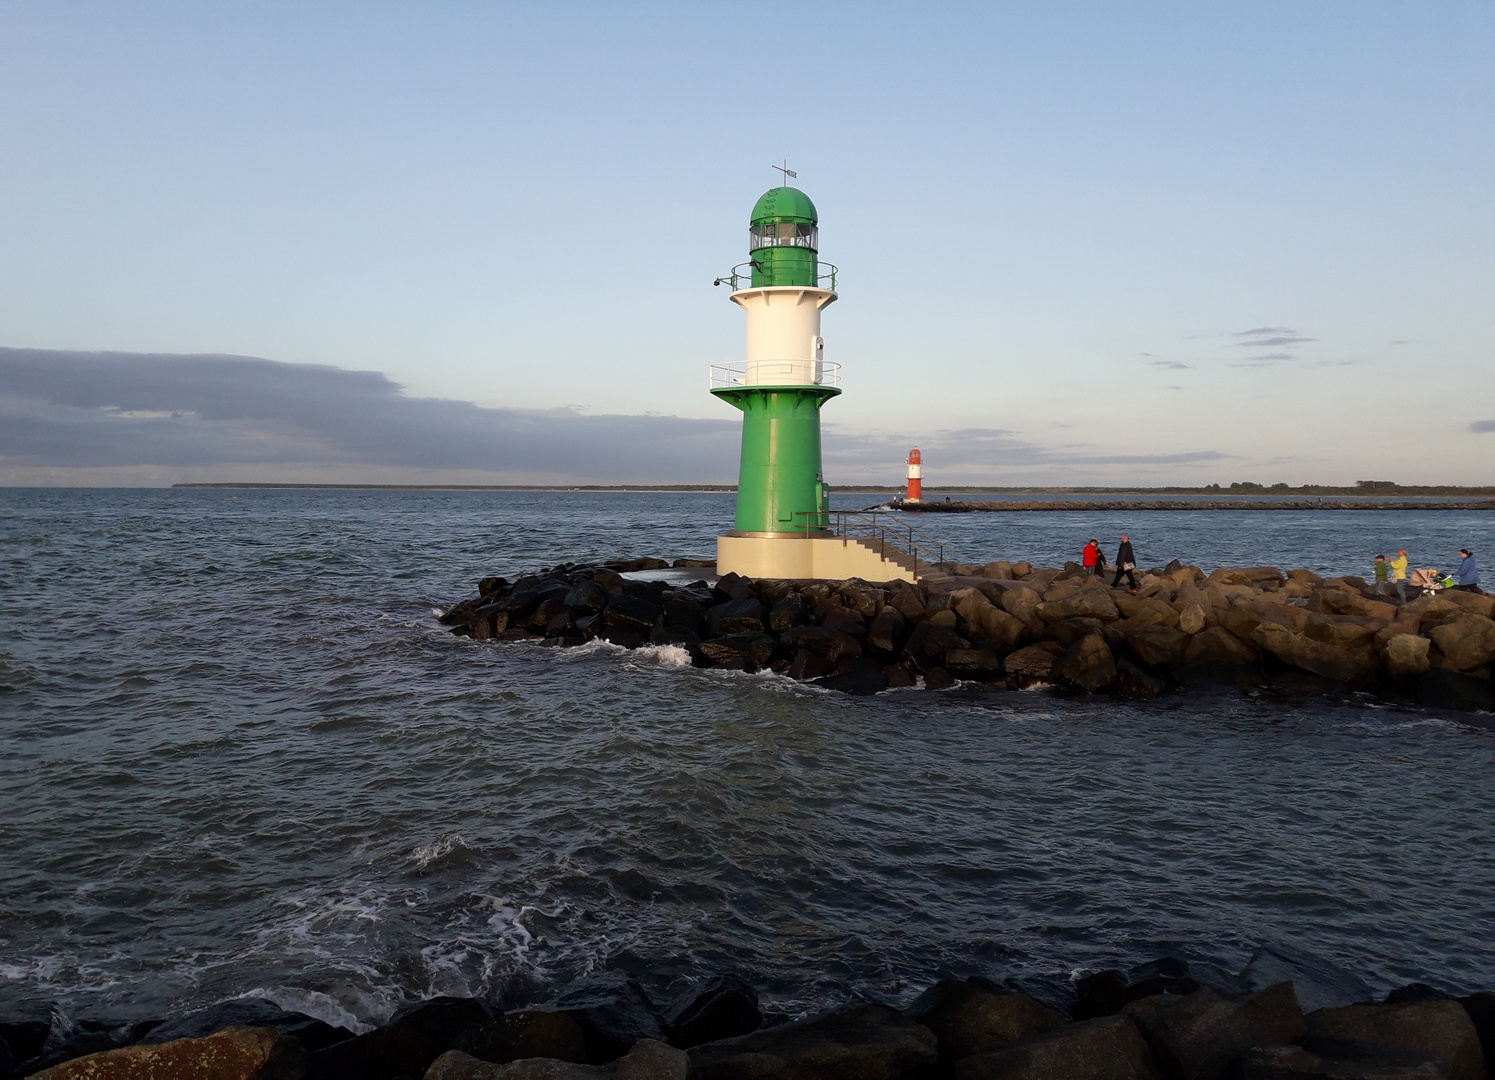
[1112,535,1138,593]
[1450,549,1481,593]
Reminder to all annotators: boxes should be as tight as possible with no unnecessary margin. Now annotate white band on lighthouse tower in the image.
[731,286,837,386]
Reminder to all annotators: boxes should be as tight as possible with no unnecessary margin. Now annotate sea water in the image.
[1,488,1491,1030]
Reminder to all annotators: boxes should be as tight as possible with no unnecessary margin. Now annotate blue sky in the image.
[2,2,1492,485]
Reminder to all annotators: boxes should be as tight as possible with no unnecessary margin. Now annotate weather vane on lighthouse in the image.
[772,161,797,184]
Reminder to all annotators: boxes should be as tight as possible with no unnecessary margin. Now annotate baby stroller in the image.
[1409,567,1451,595]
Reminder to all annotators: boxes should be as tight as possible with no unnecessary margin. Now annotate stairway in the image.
[848,536,920,577]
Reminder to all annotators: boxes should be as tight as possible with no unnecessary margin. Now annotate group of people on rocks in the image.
[1080,536,1139,593]
[1079,537,1482,602]
[1373,548,1481,600]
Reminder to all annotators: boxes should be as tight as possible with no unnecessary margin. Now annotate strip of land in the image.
[902,499,1495,512]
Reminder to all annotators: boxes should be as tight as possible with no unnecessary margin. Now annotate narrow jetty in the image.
[898,498,1495,512]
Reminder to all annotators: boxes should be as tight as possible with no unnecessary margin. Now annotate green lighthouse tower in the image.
[709,179,913,581]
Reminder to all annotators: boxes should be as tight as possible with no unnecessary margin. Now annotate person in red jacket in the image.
[1082,539,1099,573]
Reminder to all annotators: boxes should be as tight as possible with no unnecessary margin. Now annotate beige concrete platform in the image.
[716,533,920,583]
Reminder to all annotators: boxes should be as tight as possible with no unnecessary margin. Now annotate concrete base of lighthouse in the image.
[716,533,920,583]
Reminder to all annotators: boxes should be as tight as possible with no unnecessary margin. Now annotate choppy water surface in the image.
[1,489,1492,1031]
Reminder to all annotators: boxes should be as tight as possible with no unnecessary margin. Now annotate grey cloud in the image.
[1234,327,1296,337]
[1472,421,1495,433]
[1238,337,1314,348]
[1150,360,1192,370]
[0,347,741,483]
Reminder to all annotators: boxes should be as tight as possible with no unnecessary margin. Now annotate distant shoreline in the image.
[169,482,1495,497]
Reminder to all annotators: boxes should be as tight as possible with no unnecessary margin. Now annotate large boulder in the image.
[1302,1000,1485,1080]
[1253,626,1379,684]
[663,976,762,1049]
[1004,642,1064,679]
[32,1026,305,1080]
[781,625,862,662]
[452,1011,589,1066]
[1416,669,1495,712]
[1382,635,1431,677]
[688,1003,937,1080]
[903,979,1062,1070]
[603,594,662,632]
[1184,627,1259,666]
[306,997,494,1080]
[553,973,664,1064]
[698,633,778,670]
[1241,1042,1443,1077]
[1125,625,1190,669]
[564,580,610,613]
[904,624,971,671]
[954,1014,1162,1080]
[1114,660,1168,700]
[1304,614,1386,649]
[1054,633,1117,691]
[706,598,766,636]
[944,649,1005,679]
[1427,614,1495,671]
[426,1039,687,1079]
[1001,589,1044,633]
[979,607,1031,648]
[1122,983,1304,1080]
[1036,591,1119,622]
[867,606,908,654]
[1438,591,1495,617]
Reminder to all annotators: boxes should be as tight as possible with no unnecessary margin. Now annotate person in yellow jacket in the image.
[1389,549,1408,603]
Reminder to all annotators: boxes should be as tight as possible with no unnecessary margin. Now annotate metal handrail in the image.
[710,360,841,389]
[790,509,958,579]
[712,261,839,292]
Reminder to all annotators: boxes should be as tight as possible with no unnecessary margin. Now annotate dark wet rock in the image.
[812,664,889,696]
[867,606,907,654]
[1037,590,1120,622]
[1043,616,1108,647]
[452,1010,589,1065]
[663,597,707,634]
[707,598,766,636]
[603,594,662,632]
[889,583,928,620]
[441,597,487,626]
[604,557,671,573]
[553,973,664,1064]
[698,632,777,670]
[904,623,969,670]
[1123,983,1304,1080]
[1301,1000,1485,1080]
[523,598,569,632]
[903,978,1063,1070]
[592,569,624,595]
[787,649,832,681]
[1055,633,1117,692]
[688,1002,937,1080]
[1416,669,1495,712]
[649,625,703,655]
[663,975,762,1049]
[1114,659,1167,699]
[1184,626,1260,666]
[1382,985,1450,1004]
[1241,1041,1444,1078]
[425,1049,605,1078]
[620,578,668,603]
[1457,994,1495,1076]
[712,572,747,601]
[2,1020,52,1065]
[1171,660,1261,688]
[955,1013,1162,1080]
[1074,960,1201,1022]
[479,576,509,597]
[781,624,862,662]
[768,597,805,633]
[145,997,352,1051]
[598,626,646,649]
[924,666,956,689]
[884,661,918,687]
[564,580,610,613]
[820,610,868,636]
[306,996,493,1079]
[1003,641,1063,680]
[944,648,1004,678]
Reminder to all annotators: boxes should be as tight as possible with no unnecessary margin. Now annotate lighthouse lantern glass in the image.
[749,223,818,250]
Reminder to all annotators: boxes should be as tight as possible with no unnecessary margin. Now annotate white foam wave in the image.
[237,986,371,1034]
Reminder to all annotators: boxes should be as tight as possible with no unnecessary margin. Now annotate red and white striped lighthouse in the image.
[905,448,922,503]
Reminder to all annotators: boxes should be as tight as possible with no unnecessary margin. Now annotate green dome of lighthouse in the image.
[750,186,818,225]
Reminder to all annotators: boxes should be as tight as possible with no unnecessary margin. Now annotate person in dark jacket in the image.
[1450,549,1481,593]
[1112,535,1138,592]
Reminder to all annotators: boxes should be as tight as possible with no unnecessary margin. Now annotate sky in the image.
[1,1,1491,486]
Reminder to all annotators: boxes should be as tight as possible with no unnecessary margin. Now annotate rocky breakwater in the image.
[7,964,1494,1080]
[437,558,1495,713]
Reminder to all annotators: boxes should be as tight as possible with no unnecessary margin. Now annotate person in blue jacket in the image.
[1450,549,1481,593]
